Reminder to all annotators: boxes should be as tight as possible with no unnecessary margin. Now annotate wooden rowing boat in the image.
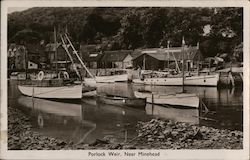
[97,94,146,108]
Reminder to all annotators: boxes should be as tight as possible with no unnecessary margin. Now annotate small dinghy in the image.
[97,94,146,108]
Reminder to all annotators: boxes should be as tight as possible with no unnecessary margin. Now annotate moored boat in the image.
[133,73,219,86]
[84,73,128,85]
[97,94,146,108]
[95,73,128,83]
[134,90,199,108]
[10,72,27,80]
[18,82,83,99]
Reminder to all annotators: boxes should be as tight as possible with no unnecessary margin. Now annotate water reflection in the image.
[145,104,199,124]
[96,83,243,130]
[18,96,96,144]
[9,81,243,144]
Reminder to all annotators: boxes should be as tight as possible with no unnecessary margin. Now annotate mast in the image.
[143,54,146,70]
[167,40,170,69]
[64,33,95,79]
[181,36,185,93]
[54,27,58,76]
[24,45,28,79]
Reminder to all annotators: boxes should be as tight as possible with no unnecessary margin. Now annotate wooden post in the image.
[124,130,127,142]
[151,93,154,108]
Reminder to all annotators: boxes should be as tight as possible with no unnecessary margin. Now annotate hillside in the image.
[8,7,243,59]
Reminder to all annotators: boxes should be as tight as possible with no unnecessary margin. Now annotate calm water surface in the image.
[8,81,243,144]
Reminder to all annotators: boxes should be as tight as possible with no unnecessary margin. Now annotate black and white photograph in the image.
[1,0,249,159]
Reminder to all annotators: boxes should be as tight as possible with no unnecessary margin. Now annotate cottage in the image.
[100,50,133,69]
[8,44,26,70]
[8,43,45,70]
[132,46,203,71]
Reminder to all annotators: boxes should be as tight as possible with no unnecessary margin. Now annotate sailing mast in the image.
[54,27,58,77]
[64,33,95,80]
[181,36,185,93]
[167,40,170,70]
[60,34,82,80]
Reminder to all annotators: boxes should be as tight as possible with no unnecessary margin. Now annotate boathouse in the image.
[81,52,104,69]
[132,46,203,71]
[100,50,133,69]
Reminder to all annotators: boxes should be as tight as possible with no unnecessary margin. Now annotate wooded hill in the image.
[8,7,243,60]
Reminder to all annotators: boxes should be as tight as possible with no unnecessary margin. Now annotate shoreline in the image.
[8,105,243,150]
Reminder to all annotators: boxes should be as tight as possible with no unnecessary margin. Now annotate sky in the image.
[8,7,30,14]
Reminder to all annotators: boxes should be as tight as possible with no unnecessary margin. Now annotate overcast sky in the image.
[8,7,30,14]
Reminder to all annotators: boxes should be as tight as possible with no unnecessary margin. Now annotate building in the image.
[45,43,71,70]
[28,61,38,69]
[25,43,45,68]
[100,50,133,69]
[8,43,45,70]
[132,45,203,71]
[81,52,104,69]
[8,43,26,70]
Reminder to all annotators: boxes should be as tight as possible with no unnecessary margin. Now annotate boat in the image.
[96,73,128,83]
[133,73,219,86]
[82,90,97,97]
[134,90,199,108]
[97,94,146,108]
[17,30,84,100]
[18,82,83,99]
[134,37,200,108]
[84,72,128,84]
[10,72,27,80]
[132,39,219,87]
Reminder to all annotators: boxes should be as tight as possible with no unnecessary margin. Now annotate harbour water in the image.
[8,80,243,144]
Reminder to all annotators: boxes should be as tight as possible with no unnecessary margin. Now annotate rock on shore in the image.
[8,106,243,150]
[131,119,243,149]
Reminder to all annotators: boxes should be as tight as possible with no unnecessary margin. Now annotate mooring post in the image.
[151,93,154,110]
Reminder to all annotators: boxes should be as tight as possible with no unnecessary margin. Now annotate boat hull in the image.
[85,74,128,84]
[97,95,146,108]
[133,74,219,86]
[134,91,199,108]
[82,90,97,97]
[18,84,83,99]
